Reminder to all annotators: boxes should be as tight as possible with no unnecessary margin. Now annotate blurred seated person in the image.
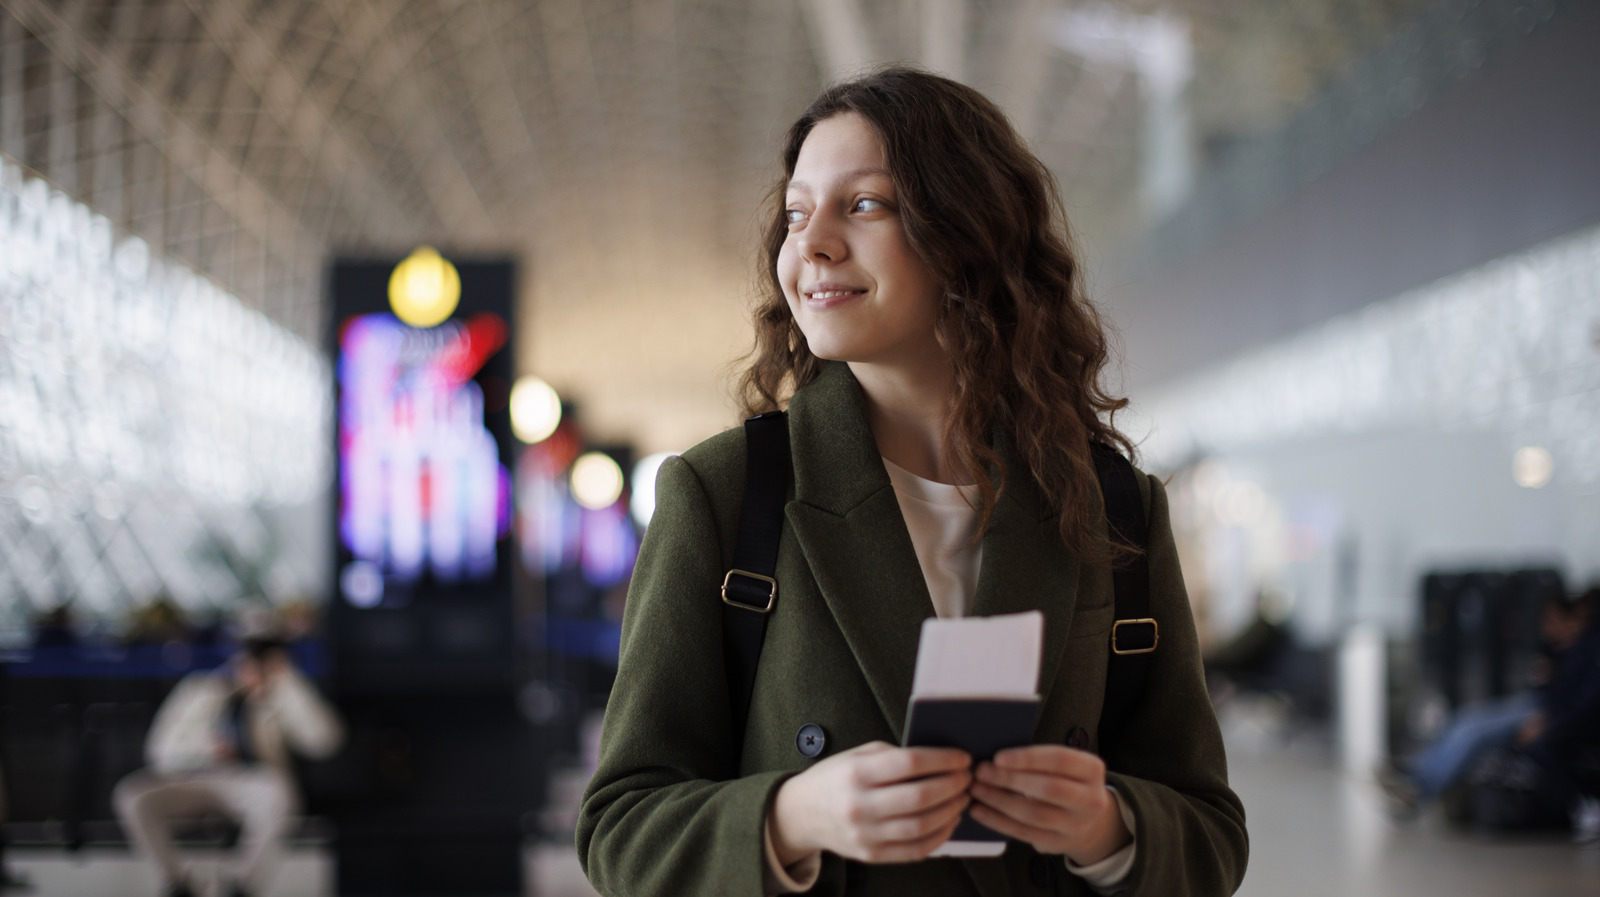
[1522,586,1600,835]
[125,596,193,646]
[1381,589,1595,817]
[1204,589,1293,702]
[114,635,343,897]
[30,604,78,648]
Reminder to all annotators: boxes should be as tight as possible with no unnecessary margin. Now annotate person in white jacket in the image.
[113,636,343,897]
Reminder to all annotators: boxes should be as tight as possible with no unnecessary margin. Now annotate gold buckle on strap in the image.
[1111,618,1159,655]
[721,569,777,613]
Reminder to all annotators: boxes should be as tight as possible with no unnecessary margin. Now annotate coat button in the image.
[1028,853,1059,888]
[1066,726,1090,751]
[796,723,827,758]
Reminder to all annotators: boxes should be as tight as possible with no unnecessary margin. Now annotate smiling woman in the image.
[578,67,1248,897]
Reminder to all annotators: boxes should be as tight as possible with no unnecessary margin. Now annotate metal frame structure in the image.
[0,0,1527,631]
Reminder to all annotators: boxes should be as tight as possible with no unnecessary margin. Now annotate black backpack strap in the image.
[1091,442,1156,757]
[722,411,790,750]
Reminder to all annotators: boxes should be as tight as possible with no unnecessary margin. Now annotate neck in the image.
[847,356,967,485]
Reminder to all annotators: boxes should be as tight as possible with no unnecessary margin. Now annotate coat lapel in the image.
[966,454,1083,729]
[782,363,1090,742]
[784,363,933,741]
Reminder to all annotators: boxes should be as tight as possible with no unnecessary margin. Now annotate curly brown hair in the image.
[739,67,1135,564]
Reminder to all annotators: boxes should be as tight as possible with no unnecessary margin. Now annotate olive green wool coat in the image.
[577,363,1248,897]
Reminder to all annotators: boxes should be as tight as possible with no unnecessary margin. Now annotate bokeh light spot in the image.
[388,246,461,328]
[1512,446,1553,489]
[510,376,562,444]
[571,452,624,510]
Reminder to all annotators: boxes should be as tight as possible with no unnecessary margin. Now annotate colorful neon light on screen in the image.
[339,312,511,584]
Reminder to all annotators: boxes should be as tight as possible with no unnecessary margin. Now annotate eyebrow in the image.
[786,167,892,194]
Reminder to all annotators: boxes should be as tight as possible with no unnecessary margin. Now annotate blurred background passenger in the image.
[1204,590,1294,703]
[124,597,195,648]
[1523,587,1600,839]
[27,605,77,650]
[1381,587,1600,831]
[112,635,343,897]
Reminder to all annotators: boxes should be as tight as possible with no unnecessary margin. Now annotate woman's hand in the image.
[969,745,1131,866]
[769,741,972,865]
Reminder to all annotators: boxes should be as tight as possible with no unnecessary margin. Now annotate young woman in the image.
[578,68,1247,896]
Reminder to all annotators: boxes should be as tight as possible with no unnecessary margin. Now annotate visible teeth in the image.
[811,290,857,299]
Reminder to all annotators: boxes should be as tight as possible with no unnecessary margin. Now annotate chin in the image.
[801,339,861,364]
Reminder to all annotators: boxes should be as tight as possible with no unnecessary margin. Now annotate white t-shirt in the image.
[882,457,982,619]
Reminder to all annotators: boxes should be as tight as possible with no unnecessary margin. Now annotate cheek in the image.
[776,241,800,297]
[890,247,942,323]
[776,243,806,321]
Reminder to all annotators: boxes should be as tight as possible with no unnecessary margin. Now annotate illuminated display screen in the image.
[337,311,511,598]
[328,258,518,694]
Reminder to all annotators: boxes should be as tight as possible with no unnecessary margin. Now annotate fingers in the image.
[993,744,1105,780]
[856,790,969,862]
[974,764,1101,810]
[860,767,972,819]
[850,744,971,789]
[968,801,1061,848]
[977,746,1105,810]
[969,746,1125,863]
[968,775,1114,862]
[970,745,1109,847]
[865,788,970,843]
[807,743,975,864]
[969,777,1096,830]
[853,803,967,863]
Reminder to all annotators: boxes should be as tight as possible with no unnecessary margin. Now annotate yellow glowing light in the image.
[571,452,625,510]
[509,376,562,444]
[388,246,461,328]
[1512,446,1553,489]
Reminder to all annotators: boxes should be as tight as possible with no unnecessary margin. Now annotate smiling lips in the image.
[804,284,867,307]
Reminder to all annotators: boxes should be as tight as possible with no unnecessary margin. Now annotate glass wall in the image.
[0,155,330,648]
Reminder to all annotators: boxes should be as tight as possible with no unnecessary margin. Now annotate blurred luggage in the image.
[1445,746,1567,831]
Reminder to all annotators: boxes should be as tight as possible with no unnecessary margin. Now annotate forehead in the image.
[789,113,889,191]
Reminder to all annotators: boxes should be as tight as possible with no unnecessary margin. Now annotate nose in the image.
[795,208,847,263]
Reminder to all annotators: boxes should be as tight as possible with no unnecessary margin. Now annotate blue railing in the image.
[1,641,329,679]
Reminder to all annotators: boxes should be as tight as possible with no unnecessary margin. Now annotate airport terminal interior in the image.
[1,0,1598,894]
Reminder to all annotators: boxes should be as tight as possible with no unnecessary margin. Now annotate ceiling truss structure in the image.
[0,0,1443,448]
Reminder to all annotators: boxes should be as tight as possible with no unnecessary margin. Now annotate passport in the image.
[901,611,1044,857]
[903,695,1042,853]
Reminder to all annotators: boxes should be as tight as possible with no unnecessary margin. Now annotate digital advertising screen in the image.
[328,252,518,694]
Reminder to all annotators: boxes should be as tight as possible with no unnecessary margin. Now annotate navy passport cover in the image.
[903,696,1041,842]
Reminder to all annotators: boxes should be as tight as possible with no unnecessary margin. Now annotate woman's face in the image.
[777,113,944,369]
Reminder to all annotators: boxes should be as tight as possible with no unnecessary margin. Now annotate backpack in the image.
[719,411,1155,760]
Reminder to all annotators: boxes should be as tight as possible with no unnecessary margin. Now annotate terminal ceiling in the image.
[0,0,1437,452]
